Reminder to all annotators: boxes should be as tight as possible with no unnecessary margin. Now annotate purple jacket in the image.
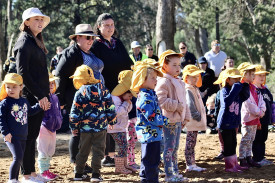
[42,94,62,132]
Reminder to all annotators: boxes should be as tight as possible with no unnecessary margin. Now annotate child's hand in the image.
[176,102,184,112]
[4,133,12,143]
[125,100,132,105]
[108,125,113,130]
[71,129,79,136]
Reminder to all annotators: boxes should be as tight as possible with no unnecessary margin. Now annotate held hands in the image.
[176,102,184,113]
[39,97,51,111]
[4,133,12,143]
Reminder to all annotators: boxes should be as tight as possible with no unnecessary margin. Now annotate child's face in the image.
[141,70,158,90]
[207,102,215,110]
[243,71,255,83]
[163,57,181,77]
[253,74,266,86]
[50,81,56,94]
[186,74,199,86]
[5,83,23,99]
[226,77,240,86]
[122,92,133,101]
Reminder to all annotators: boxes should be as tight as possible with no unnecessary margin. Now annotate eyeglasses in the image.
[86,36,95,41]
[180,47,186,50]
[147,49,153,51]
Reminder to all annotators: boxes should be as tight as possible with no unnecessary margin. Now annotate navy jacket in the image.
[259,87,273,125]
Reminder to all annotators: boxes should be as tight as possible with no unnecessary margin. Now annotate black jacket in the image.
[55,43,83,107]
[13,32,49,102]
[259,87,273,125]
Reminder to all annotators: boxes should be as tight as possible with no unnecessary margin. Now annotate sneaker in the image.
[159,168,165,176]
[165,175,188,182]
[41,170,58,180]
[21,176,44,183]
[214,153,224,160]
[90,173,103,182]
[7,179,18,183]
[258,159,274,166]
[84,163,93,173]
[129,163,140,170]
[74,173,90,181]
[186,165,206,172]
[102,156,115,167]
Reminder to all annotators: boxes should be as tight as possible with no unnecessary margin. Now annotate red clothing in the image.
[244,84,260,126]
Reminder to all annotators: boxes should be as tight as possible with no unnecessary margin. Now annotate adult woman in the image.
[13,7,51,182]
[55,24,102,173]
[91,13,133,166]
[178,42,197,69]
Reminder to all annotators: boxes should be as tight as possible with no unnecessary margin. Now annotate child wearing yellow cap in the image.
[155,50,190,182]
[214,68,250,172]
[130,60,168,183]
[237,62,266,168]
[251,65,273,166]
[182,65,207,172]
[69,65,117,181]
[36,73,62,180]
[0,73,41,183]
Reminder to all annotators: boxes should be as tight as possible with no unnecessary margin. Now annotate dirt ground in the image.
[1,132,275,183]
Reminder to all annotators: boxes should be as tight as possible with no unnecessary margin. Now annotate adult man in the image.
[130,41,148,63]
[204,40,227,77]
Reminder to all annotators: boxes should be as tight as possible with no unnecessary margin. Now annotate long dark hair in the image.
[94,13,118,38]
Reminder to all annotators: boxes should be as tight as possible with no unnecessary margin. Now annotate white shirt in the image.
[204,50,227,77]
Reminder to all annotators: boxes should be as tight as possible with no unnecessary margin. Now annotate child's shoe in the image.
[84,163,93,173]
[7,179,18,183]
[258,158,274,166]
[41,170,58,180]
[114,157,132,174]
[90,173,103,182]
[186,164,206,172]
[74,173,90,181]
[246,156,261,168]
[124,157,138,172]
[165,175,188,182]
[214,152,224,160]
[129,163,140,170]
[102,156,115,167]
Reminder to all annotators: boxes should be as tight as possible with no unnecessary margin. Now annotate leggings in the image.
[127,118,138,165]
[185,131,198,166]
[110,132,128,157]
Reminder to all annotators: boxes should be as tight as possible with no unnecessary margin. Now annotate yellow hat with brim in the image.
[131,59,162,93]
[213,70,226,85]
[0,73,23,101]
[70,65,100,90]
[159,50,183,73]
[49,73,59,82]
[182,65,204,87]
[254,65,270,75]
[111,70,137,97]
[237,62,257,76]
[214,68,241,87]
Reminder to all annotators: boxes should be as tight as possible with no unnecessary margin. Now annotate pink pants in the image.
[127,118,138,165]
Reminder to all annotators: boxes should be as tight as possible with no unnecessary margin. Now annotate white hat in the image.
[19,7,50,31]
[69,24,99,39]
[131,41,141,49]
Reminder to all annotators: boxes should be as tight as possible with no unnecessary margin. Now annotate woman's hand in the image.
[4,133,12,143]
[39,97,51,111]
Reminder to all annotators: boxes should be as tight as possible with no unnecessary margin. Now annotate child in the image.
[214,68,250,172]
[237,62,266,168]
[206,93,218,134]
[155,50,190,182]
[130,60,168,183]
[37,73,63,180]
[182,65,207,172]
[0,73,41,183]
[108,70,137,174]
[69,65,117,182]
[252,65,273,166]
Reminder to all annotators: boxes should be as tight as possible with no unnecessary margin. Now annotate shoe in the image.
[74,173,90,181]
[124,157,138,172]
[21,176,44,183]
[7,179,18,183]
[129,163,140,170]
[224,155,242,173]
[214,153,224,160]
[102,156,115,167]
[186,164,206,172]
[114,157,132,174]
[165,175,188,182]
[90,173,103,182]
[246,156,261,168]
[239,158,250,168]
[41,170,58,180]
[159,168,165,176]
[258,158,274,166]
[84,163,93,174]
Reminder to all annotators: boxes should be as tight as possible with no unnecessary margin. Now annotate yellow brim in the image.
[187,70,204,76]
[228,75,242,78]
[111,83,129,97]
[49,77,59,82]
[255,71,269,74]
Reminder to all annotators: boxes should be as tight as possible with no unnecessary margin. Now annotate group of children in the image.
[0,48,274,183]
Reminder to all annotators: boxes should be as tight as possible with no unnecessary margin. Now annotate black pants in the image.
[105,133,115,156]
[252,124,269,162]
[220,129,237,157]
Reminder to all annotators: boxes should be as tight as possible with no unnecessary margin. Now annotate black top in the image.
[259,87,273,125]
[91,36,133,91]
[149,55,159,61]
[180,51,197,69]
[200,67,216,94]
[13,32,49,101]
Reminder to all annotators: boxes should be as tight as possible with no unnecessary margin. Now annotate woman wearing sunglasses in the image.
[178,41,197,69]
[55,24,103,174]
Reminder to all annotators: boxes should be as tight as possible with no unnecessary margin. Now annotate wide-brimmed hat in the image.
[70,65,100,90]
[0,73,23,101]
[237,62,256,76]
[19,7,50,31]
[182,65,204,87]
[112,70,137,97]
[131,41,141,49]
[254,65,270,75]
[214,68,241,87]
[159,50,183,72]
[69,24,99,39]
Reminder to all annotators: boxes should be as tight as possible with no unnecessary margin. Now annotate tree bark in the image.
[215,7,220,41]
[194,29,203,57]
[199,28,208,55]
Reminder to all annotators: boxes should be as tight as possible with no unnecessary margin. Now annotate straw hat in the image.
[237,62,256,76]
[182,65,204,87]
[19,7,50,31]
[159,50,183,72]
[70,65,100,90]
[69,24,98,39]
[254,65,270,75]
[0,73,23,101]
[214,68,242,87]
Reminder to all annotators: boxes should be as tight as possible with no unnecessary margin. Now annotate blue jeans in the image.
[163,122,181,177]
[140,141,160,183]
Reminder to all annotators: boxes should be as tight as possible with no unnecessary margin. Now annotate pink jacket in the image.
[107,96,132,133]
[241,87,266,125]
[155,74,191,124]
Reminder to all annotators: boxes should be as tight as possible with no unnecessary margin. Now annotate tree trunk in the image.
[0,6,6,80]
[156,0,175,56]
[215,7,220,41]
[199,28,208,55]
[194,29,203,57]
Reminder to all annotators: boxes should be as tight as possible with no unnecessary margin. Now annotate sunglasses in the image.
[180,47,186,49]
[85,36,95,40]
[147,49,153,51]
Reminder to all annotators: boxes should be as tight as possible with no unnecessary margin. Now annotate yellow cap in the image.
[237,62,256,76]
[159,50,183,73]
[131,59,162,93]
[213,69,226,85]
[49,73,59,82]
[214,68,242,87]
[254,65,270,75]
[111,70,137,97]
[70,65,100,90]
[0,73,23,101]
[182,65,204,87]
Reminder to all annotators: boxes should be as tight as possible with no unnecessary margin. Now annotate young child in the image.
[214,68,250,172]
[0,73,41,183]
[69,65,117,182]
[251,65,273,166]
[37,73,63,180]
[206,93,218,134]
[182,65,207,172]
[155,50,190,182]
[130,60,168,183]
[237,62,266,168]
[108,70,137,174]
